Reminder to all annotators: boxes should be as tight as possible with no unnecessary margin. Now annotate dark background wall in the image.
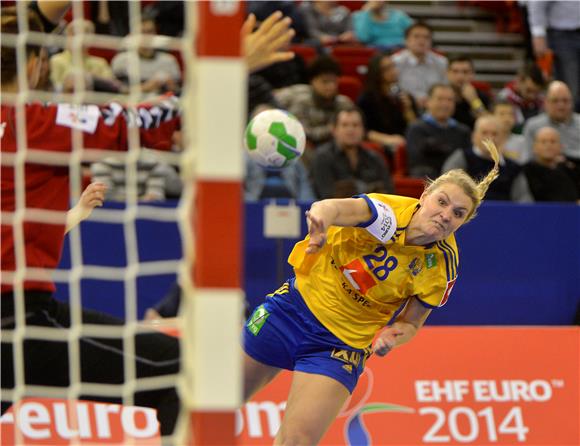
[57,200,580,325]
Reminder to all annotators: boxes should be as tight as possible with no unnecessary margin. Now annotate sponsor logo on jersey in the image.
[425,253,437,269]
[56,104,100,133]
[247,304,270,336]
[408,257,423,276]
[339,281,372,307]
[376,202,394,239]
[340,259,376,294]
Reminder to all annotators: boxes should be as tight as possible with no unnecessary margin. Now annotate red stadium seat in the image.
[289,44,318,66]
[394,176,425,198]
[394,143,409,176]
[338,1,364,11]
[330,45,377,83]
[87,47,117,64]
[338,75,363,102]
[471,80,494,101]
[361,140,391,171]
[392,144,425,198]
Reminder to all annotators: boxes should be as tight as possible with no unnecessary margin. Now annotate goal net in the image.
[1,2,245,445]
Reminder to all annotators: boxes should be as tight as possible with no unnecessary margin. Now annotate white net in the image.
[1,2,243,445]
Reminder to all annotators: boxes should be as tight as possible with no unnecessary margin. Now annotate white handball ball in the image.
[244,109,306,169]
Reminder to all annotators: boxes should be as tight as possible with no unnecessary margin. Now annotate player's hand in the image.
[75,182,106,220]
[532,36,548,58]
[305,209,327,254]
[373,327,403,357]
[242,11,295,73]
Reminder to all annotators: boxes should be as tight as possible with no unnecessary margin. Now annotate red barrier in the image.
[239,327,579,445]
[1,400,160,445]
[3,327,578,445]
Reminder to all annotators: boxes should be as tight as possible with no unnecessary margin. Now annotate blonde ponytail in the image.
[475,139,500,200]
[424,138,501,222]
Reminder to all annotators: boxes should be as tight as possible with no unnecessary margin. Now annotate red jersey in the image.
[1,98,180,293]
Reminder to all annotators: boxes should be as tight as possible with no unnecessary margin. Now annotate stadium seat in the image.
[471,80,494,101]
[338,75,363,102]
[330,45,377,83]
[87,47,117,64]
[393,143,409,177]
[289,44,318,66]
[392,143,424,198]
[394,177,425,198]
[361,140,391,171]
[338,1,364,11]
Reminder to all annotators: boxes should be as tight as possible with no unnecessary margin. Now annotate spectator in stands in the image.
[492,100,526,165]
[252,49,307,90]
[245,102,315,202]
[49,19,116,92]
[406,84,471,178]
[442,115,532,202]
[111,14,181,95]
[357,52,417,155]
[247,75,280,119]
[247,1,310,44]
[527,1,580,102]
[299,1,357,47]
[352,1,413,50]
[521,127,579,202]
[90,151,182,202]
[275,55,353,150]
[144,2,185,37]
[497,63,545,133]
[311,107,394,199]
[392,22,448,109]
[523,81,580,168]
[446,55,491,129]
[245,156,315,202]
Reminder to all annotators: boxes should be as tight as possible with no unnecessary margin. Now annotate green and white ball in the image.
[244,109,306,169]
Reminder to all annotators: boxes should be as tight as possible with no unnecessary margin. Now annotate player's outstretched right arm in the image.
[305,198,372,254]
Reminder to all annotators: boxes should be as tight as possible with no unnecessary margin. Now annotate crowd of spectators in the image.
[31,0,580,204]
[243,1,579,204]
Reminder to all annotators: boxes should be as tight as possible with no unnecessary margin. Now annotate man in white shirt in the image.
[392,22,448,109]
[527,1,580,101]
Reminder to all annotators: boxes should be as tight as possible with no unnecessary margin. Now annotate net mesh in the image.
[0,2,240,444]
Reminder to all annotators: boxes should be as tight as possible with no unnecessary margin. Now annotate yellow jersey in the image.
[288,194,458,349]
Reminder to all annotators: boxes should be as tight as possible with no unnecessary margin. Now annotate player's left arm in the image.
[65,182,106,233]
[373,297,431,356]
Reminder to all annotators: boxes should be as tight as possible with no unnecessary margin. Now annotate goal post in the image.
[1,1,247,445]
[181,2,246,445]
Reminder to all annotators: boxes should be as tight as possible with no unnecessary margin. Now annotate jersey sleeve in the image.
[414,240,459,309]
[355,194,397,243]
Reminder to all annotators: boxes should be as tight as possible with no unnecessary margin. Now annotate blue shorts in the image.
[243,278,372,393]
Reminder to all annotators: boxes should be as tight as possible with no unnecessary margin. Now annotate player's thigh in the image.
[275,371,350,446]
[243,351,281,401]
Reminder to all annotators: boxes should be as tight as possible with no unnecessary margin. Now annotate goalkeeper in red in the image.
[0,1,182,435]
